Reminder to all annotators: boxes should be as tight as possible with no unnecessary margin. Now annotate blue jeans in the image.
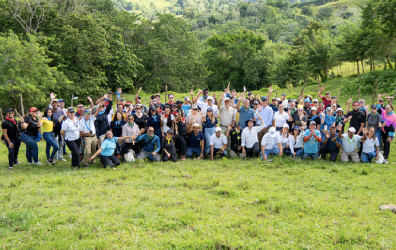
[186,147,205,158]
[212,148,227,157]
[375,129,381,148]
[361,151,376,163]
[261,148,280,160]
[291,148,304,158]
[21,133,39,163]
[43,132,59,161]
[204,127,216,154]
[303,152,318,160]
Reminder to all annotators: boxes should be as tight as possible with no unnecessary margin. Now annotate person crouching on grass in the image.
[302,121,322,160]
[210,127,228,161]
[89,130,135,169]
[186,122,205,159]
[135,127,161,162]
[261,127,282,161]
[360,127,380,163]
[161,129,178,162]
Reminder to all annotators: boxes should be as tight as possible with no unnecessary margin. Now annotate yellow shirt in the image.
[41,119,53,133]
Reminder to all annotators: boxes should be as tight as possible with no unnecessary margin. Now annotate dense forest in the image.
[0,0,395,110]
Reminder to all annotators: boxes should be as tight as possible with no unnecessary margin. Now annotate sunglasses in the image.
[148,130,154,132]
[298,109,303,111]
[129,118,134,120]
[135,108,141,110]
[77,106,83,108]
[169,97,174,99]
[84,112,90,115]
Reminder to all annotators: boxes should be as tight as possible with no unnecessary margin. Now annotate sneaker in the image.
[82,164,88,168]
[181,156,186,161]
[27,162,33,165]
[8,166,13,170]
[35,162,44,165]
[14,162,21,165]
[58,158,67,162]
[383,159,388,164]
[47,160,55,166]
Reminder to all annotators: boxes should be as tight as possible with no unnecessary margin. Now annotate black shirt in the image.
[2,120,19,140]
[229,128,242,153]
[161,136,177,154]
[304,107,311,116]
[307,115,321,128]
[23,116,40,137]
[96,100,113,136]
[177,121,187,138]
[111,120,126,137]
[347,110,366,133]
[293,114,307,127]
[133,114,147,130]
[52,109,64,136]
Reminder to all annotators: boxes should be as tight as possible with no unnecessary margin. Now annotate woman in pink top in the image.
[379,101,396,163]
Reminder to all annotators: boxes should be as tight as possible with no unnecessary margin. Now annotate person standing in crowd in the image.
[210,127,228,160]
[218,95,236,148]
[279,124,290,155]
[261,127,282,161]
[338,126,361,163]
[147,106,162,139]
[202,107,218,154]
[367,104,382,147]
[186,104,203,130]
[273,103,289,131]
[360,127,380,163]
[134,88,148,114]
[111,111,126,157]
[135,127,161,162]
[291,105,307,129]
[80,108,97,168]
[303,121,321,160]
[286,99,297,128]
[289,126,304,158]
[41,108,59,165]
[89,130,135,168]
[21,107,43,165]
[182,96,192,116]
[236,95,255,130]
[112,104,126,121]
[280,93,288,108]
[303,98,312,116]
[2,108,21,169]
[174,111,188,160]
[346,99,366,155]
[335,108,346,132]
[133,104,147,131]
[256,96,273,146]
[241,116,265,158]
[197,88,209,103]
[95,93,113,146]
[377,94,386,109]
[61,108,81,169]
[167,94,175,106]
[75,104,85,119]
[161,105,175,138]
[308,107,321,130]
[162,129,179,162]
[378,99,396,164]
[320,126,342,162]
[50,99,66,162]
[121,115,141,157]
[186,122,205,159]
[319,86,332,108]
[193,90,219,116]
[227,122,243,158]
[358,99,368,116]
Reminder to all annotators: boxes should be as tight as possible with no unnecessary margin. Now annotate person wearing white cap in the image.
[302,121,322,160]
[209,127,228,160]
[193,90,219,116]
[261,127,282,160]
[335,107,346,132]
[218,94,236,146]
[279,123,291,155]
[337,125,361,163]
[186,122,205,159]
[240,116,265,158]
[281,93,288,108]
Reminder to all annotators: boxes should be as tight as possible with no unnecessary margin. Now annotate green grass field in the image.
[2,79,396,248]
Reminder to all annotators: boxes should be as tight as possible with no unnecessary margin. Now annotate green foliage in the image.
[0,31,70,110]
[316,6,334,21]
[342,69,396,95]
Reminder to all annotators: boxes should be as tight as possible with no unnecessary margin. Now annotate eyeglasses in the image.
[129,118,134,120]
[135,108,141,110]
[148,130,154,132]
[169,97,174,99]
[77,106,83,108]
[298,109,303,111]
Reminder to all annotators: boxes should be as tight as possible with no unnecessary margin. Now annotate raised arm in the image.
[318,86,325,99]
[235,93,244,111]
[346,98,352,114]
[193,90,202,104]
[267,86,274,102]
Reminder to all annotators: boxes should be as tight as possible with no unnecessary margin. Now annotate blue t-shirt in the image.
[324,114,336,128]
[304,130,321,154]
[182,105,191,117]
[203,117,218,129]
[187,131,205,148]
[325,135,342,151]
[238,108,255,129]
[101,137,119,156]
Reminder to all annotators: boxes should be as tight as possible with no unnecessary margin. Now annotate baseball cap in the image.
[166,129,173,134]
[325,92,330,95]
[155,93,160,97]
[311,106,317,111]
[29,107,38,112]
[282,124,289,128]
[254,101,260,105]
[68,107,75,113]
[336,108,343,112]
[51,99,58,103]
[310,121,316,125]
[359,99,365,103]
[248,91,253,95]
[331,96,336,99]
[176,100,183,104]
[379,98,384,102]
[155,103,161,107]
[164,104,171,109]
[137,96,141,99]
[215,127,222,132]
[58,99,65,103]
[207,107,213,112]
[234,122,241,127]
[192,104,198,109]
[120,98,125,101]
[84,108,91,114]
[370,104,377,109]
[192,123,200,128]
[281,93,286,96]
[348,127,356,133]
[268,127,276,137]
[326,107,332,112]
[5,108,14,113]
[313,99,318,103]
[261,96,267,101]
[224,98,230,102]
[207,96,214,101]
[92,106,98,113]
[275,97,281,101]
[292,126,300,131]
[304,98,310,103]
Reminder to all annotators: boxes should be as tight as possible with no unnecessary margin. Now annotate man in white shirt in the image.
[210,127,228,160]
[79,108,97,167]
[338,126,361,162]
[194,91,219,116]
[241,116,265,158]
[261,127,282,161]
[218,95,236,147]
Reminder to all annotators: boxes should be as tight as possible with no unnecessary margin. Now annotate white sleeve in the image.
[241,130,246,147]
[61,120,68,131]
[261,135,266,146]
[289,136,295,153]
[276,134,281,144]
[375,138,379,146]
[222,136,227,145]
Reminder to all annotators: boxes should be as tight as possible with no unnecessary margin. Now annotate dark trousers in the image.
[122,141,141,156]
[100,154,120,167]
[66,138,81,167]
[245,142,260,157]
[175,135,187,156]
[162,152,177,162]
[5,139,21,167]
[320,146,339,162]
[382,131,391,159]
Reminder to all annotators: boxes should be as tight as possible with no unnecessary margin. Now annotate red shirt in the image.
[321,97,331,108]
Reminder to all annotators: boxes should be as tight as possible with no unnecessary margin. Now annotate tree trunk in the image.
[386,55,393,69]
[370,60,373,72]
[361,60,364,74]
[356,60,360,75]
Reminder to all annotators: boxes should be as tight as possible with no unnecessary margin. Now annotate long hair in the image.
[164,107,173,128]
[113,111,123,122]
[43,108,53,119]
[206,110,215,124]
[148,109,159,123]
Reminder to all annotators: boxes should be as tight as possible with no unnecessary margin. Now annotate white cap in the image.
[336,108,343,112]
[207,96,214,101]
[311,106,317,111]
[348,127,356,133]
[268,127,276,137]
[313,99,318,102]
[275,97,281,101]
[215,127,222,132]
[283,124,289,128]
[192,123,201,128]
[224,98,230,101]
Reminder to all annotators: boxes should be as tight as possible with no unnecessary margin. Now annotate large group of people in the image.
[2,85,395,170]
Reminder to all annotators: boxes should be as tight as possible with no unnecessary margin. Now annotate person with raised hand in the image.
[95,92,113,146]
[360,127,380,163]
[80,108,97,168]
[61,108,82,169]
[320,125,342,162]
[41,108,59,165]
[2,108,21,169]
[236,90,255,130]
[193,90,219,116]
[302,121,321,160]
[367,104,382,147]
[135,127,161,162]
[89,130,135,169]
[318,86,332,108]
[202,107,218,154]
[377,97,396,164]
[50,98,66,162]
[21,107,43,165]
[345,98,366,156]
[337,125,361,163]
[218,93,236,148]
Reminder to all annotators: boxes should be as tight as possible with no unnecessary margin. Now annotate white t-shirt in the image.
[261,133,281,150]
[107,108,114,125]
[162,114,175,133]
[210,133,227,149]
[273,112,289,128]
[196,100,219,116]
[361,136,379,153]
[282,99,289,108]
[341,134,362,153]
[279,132,289,148]
[79,117,96,136]
[62,118,81,141]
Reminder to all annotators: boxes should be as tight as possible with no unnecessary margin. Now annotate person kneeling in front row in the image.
[135,127,161,162]
[241,117,265,158]
[186,123,205,159]
[210,127,228,161]
[261,127,282,161]
[303,121,322,160]
[338,126,361,163]
[227,122,243,158]
[320,125,342,162]
[162,129,178,162]
[360,127,380,163]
